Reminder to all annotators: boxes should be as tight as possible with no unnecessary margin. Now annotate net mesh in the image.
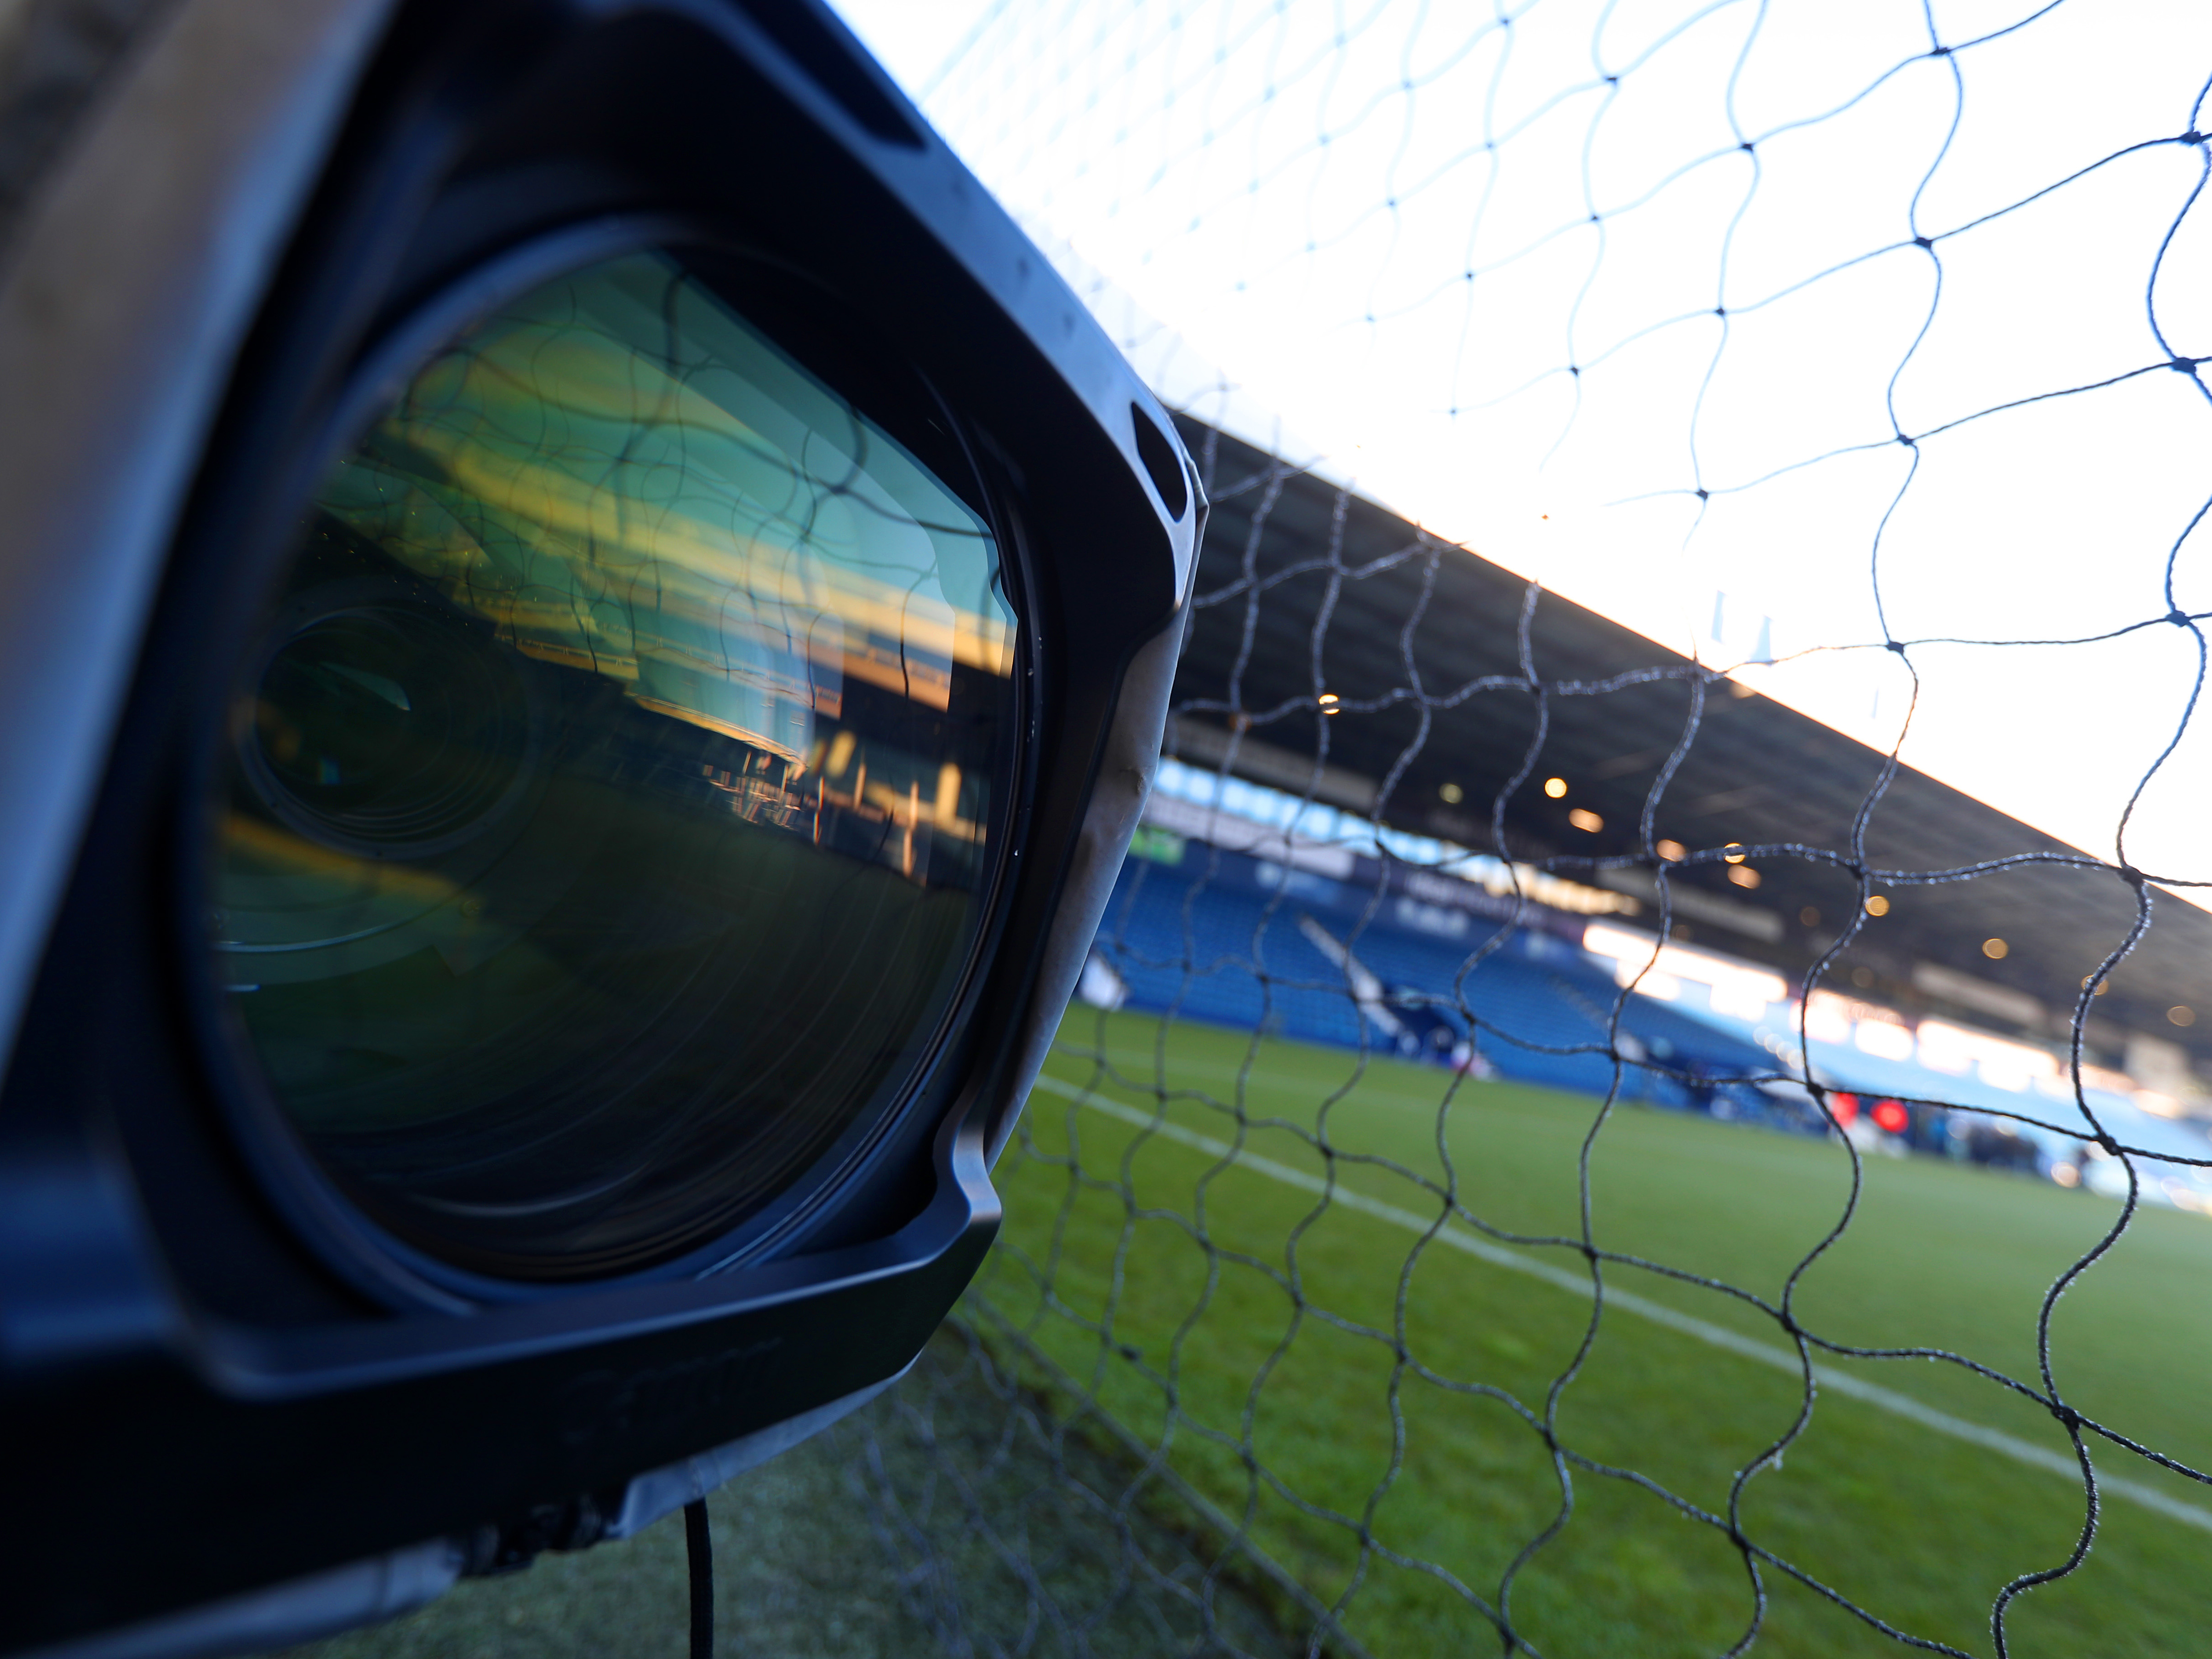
[835,2,2212,1655]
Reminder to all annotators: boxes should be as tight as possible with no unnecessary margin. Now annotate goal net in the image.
[830,3,2212,1655]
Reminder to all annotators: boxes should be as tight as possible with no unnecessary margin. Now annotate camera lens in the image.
[205,248,1017,1284]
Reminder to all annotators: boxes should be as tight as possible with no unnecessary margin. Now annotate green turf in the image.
[977,1006,2212,1657]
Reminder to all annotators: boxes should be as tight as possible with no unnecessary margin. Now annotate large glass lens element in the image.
[207,250,1016,1281]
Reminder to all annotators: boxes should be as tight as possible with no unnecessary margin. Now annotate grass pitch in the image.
[975,1006,2212,1657]
[291,1005,2212,1659]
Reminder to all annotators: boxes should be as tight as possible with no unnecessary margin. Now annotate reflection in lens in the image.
[209,250,1016,1281]
[243,592,538,856]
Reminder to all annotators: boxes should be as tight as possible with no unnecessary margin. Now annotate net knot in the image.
[2183,130,2207,146]
[2049,1403,2084,1433]
[1885,639,1907,654]
[1913,234,1933,250]
[2171,355,2200,374]
[2169,608,2192,627]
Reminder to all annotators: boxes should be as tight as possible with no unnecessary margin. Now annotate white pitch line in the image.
[1027,1072,2212,1533]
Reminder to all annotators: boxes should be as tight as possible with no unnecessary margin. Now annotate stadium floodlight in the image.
[0,2,1198,1655]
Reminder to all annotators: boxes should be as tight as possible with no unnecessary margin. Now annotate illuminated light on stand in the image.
[1542,776,1568,798]
[1581,923,1786,1019]
[1568,807,1603,833]
[2079,1063,2139,1098]
[1871,1099,1910,1135]
[1801,992,1855,1045]
[1917,1021,2059,1093]
[1828,1092,1860,1128]
[1853,1020,1916,1062]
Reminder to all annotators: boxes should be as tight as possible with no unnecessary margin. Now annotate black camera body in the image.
[0,2,1196,1652]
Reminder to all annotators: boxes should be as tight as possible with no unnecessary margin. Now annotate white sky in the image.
[834,0,2212,899]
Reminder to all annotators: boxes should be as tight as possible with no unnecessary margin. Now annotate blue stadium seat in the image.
[1093,857,1787,1123]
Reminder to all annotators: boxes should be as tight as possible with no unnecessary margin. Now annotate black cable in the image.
[684,1498,714,1659]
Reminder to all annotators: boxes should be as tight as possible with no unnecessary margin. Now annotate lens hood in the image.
[0,3,1199,1653]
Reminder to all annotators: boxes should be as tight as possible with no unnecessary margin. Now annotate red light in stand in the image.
[1828,1092,1859,1128]
[1872,1099,1910,1135]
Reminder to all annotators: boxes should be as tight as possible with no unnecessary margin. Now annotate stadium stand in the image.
[1093,784,2212,1203]
[1095,798,1804,1127]
[1099,421,2212,1209]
